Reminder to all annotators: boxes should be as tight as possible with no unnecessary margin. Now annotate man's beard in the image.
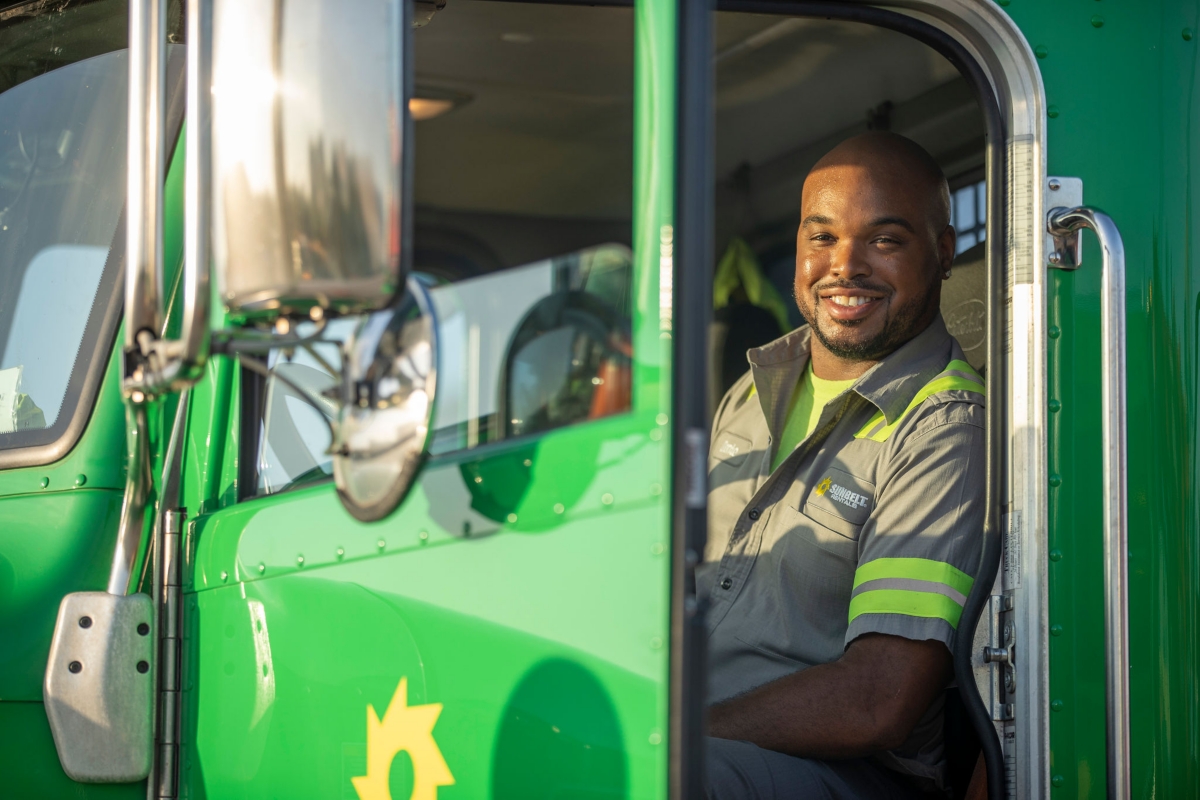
[797,277,939,362]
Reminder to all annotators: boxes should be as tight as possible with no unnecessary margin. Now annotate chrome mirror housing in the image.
[334,277,437,521]
[210,0,406,321]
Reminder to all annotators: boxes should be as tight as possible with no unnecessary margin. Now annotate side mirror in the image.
[122,0,424,518]
[123,0,409,401]
[210,0,406,320]
[335,276,438,521]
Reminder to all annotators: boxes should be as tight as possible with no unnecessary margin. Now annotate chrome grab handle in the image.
[1047,205,1129,800]
[107,404,150,594]
[126,0,166,364]
[124,0,210,400]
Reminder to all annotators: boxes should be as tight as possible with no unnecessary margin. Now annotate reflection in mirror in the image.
[504,290,631,439]
[427,243,632,454]
[334,277,437,521]
[211,0,403,318]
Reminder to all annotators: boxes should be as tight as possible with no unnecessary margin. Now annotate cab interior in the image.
[408,0,988,415]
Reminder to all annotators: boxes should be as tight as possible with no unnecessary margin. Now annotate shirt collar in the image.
[746,313,955,430]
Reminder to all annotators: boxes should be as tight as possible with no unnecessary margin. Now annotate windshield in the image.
[0,0,173,454]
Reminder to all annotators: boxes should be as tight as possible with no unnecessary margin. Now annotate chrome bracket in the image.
[981,594,1016,721]
[44,592,154,782]
[1046,177,1084,269]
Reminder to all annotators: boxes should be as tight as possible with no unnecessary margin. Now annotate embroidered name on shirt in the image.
[816,476,869,510]
[718,439,742,459]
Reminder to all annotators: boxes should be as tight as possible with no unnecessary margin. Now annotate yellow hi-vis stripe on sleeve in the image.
[854,360,984,442]
[849,589,966,628]
[852,557,975,595]
[849,557,975,629]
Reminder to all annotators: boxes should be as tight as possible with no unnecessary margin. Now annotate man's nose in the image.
[828,240,873,281]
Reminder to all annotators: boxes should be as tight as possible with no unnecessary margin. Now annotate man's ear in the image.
[938,225,957,277]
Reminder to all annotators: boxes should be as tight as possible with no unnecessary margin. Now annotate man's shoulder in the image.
[900,398,985,443]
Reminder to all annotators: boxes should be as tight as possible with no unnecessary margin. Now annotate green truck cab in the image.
[0,0,1194,798]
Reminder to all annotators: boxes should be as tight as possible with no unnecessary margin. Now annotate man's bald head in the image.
[808,132,951,236]
[793,132,958,376]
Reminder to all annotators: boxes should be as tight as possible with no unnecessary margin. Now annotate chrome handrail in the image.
[107,404,150,595]
[126,0,166,360]
[180,0,212,380]
[124,0,210,399]
[1047,205,1129,800]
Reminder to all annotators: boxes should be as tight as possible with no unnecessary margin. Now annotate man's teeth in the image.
[828,295,873,307]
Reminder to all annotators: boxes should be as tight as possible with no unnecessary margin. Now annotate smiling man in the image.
[700,132,986,799]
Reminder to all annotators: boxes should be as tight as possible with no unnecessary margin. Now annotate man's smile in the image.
[816,288,888,322]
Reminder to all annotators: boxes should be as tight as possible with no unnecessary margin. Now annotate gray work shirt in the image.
[699,314,985,787]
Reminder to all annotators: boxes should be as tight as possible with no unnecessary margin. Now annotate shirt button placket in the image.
[720,577,733,590]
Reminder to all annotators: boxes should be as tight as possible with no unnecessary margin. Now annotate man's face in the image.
[794,162,953,362]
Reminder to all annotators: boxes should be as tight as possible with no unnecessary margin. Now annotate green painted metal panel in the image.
[0,490,123,700]
[1003,1,1200,796]
[0,702,143,799]
[184,438,668,798]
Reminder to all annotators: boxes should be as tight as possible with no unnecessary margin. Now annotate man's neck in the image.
[809,341,878,382]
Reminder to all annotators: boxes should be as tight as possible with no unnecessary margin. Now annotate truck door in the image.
[178,2,679,797]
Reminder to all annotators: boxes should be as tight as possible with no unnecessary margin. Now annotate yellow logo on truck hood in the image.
[352,677,454,800]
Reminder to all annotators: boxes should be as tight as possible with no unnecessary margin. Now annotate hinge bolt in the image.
[984,646,1010,664]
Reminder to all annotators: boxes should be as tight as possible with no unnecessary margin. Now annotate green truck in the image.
[0,0,1194,797]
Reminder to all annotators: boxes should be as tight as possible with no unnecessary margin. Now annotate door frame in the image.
[670,1,1047,798]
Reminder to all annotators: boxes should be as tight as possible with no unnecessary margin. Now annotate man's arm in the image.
[707,633,951,759]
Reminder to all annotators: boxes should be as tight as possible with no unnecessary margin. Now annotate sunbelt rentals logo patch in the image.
[815,475,868,510]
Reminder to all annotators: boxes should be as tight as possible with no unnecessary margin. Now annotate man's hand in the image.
[707,633,951,759]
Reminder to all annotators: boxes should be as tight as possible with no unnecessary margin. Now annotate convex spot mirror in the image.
[334,276,438,521]
[210,0,406,322]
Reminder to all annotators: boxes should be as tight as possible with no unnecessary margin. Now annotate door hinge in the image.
[981,594,1016,721]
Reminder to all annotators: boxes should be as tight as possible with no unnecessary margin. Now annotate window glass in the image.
[0,22,126,443]
[249,0,634,496]
[254,319,355,495]
[0,0,183,451]
[949,179,987,254]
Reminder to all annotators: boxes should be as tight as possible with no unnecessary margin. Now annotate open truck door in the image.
[8,1,1199,799]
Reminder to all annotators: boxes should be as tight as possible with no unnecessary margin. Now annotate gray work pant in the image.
[706,738,925,800]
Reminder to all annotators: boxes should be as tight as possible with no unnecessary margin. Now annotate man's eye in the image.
[810,233,835,242]
[874,236,901,245]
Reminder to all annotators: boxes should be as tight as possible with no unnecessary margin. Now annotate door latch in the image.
[1046,176,1084,269]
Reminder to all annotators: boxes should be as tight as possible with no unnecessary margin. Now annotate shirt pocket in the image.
[799,466,876,553]
[711,431,753,468]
